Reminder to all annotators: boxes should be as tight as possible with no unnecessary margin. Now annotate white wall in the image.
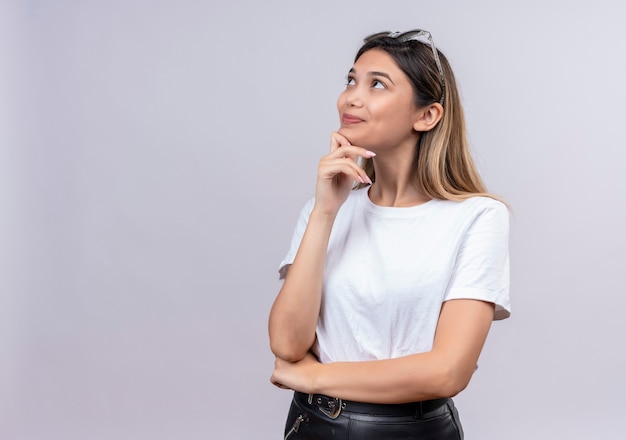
[1,0,625,438]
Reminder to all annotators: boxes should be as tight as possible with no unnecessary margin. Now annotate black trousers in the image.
[284,392,464,440]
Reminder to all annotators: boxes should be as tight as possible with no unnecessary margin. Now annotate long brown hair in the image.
[354,32,496,201]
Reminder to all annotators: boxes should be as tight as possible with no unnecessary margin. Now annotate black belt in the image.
[295,391,449,419]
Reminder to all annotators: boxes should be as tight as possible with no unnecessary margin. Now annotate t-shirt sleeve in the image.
[278,198,316,280]
[444,199,511,320]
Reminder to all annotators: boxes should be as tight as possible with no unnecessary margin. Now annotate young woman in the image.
[268,29,510,440]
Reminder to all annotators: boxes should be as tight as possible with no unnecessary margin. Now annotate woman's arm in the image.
[268,209,336,362]
[268,133,375,362]
[271,298,494,403]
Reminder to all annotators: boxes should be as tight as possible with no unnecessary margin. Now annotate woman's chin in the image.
[337,128,351,141]
[337,129,364,147]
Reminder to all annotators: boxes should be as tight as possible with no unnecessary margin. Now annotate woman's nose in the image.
[345,87,363,107]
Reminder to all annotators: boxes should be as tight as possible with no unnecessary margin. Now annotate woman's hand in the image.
[270,352,322,393]
[314,132,375,216]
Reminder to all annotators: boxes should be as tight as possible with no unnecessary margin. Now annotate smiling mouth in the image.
[342,114,364,124]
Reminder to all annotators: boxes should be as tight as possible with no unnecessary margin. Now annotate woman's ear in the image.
[413,103,444,132]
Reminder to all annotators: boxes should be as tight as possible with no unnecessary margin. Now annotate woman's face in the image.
[337,49,421,150]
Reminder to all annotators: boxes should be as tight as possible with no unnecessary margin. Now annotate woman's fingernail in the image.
[357,176,365,184]
[366,176,373,184]
[366,151,376,156]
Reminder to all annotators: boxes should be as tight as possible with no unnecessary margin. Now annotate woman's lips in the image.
[342,113,364,124]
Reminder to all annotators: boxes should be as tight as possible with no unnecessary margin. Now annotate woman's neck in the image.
[368,181,429,207]
[368,144,429,207]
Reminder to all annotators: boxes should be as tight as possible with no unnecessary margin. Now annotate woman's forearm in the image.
[312,352,464,403]
[271,299,494,402]
[268,209,336,362]
[313,300,493,402]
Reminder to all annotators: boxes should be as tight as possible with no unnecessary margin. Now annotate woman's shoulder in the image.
[435,195,508,213]
[427,196,509,229]
[459,195,507,210]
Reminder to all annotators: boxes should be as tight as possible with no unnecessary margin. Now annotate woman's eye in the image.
[372,80,385,89]
[346,77,356,86]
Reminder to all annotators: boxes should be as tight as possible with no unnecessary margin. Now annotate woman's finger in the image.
[329,131,352,153]
[322,146,375,184]
[270,378,291,390]
[326,145,376,162]
[319,156,373,185]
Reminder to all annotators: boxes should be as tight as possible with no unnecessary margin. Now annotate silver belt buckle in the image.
[319,397,343,419]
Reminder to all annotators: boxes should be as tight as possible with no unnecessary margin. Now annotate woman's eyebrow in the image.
[369,71,395,85]
[348,68,395,85]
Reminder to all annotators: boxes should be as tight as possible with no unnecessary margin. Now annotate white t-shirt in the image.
[279,188,510,364]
